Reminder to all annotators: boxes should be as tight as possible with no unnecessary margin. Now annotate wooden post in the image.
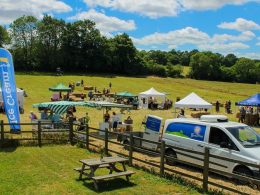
[160,141,166,177]
[38,121,42,147]
[85,124,89,150]
[0,120,4,142]
[203,147,210,192]
[69,117,74,145]
[104,128,108,156]
[129,133,134,166]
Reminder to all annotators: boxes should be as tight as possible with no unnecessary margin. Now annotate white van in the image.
[162,115,260,178]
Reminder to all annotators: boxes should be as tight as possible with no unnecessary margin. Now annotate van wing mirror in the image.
[220,142,228,148]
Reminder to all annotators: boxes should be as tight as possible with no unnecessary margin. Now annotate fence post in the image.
[203,147,210,192]
[0,120,4,142]
[104,128,108,156]
[69,117,74,145]
[38,121,42,147]
[129,133,134,166]
[85,124,89,150]
[160,141,166,177]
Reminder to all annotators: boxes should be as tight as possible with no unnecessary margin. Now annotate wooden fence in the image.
[1,120,260,194]
[72,126,260,195]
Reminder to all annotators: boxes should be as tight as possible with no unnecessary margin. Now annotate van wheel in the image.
[165,149,177,166]
[233,166,253,185]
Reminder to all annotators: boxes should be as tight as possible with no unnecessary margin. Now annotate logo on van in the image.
[166,123,206,141]
[191,126,204,139]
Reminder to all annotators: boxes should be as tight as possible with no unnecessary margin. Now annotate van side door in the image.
[207,126,239,173]
[164,122,207,165]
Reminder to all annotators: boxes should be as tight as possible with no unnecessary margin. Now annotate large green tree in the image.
[0,25,10,47]
[10,16,38,70]
[37,15,66,71]
[61,20,106,72]
[189,52,222,80]
[110,33,143,75]
[233,58,256,83]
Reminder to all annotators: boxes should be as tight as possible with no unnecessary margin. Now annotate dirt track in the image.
[88,133,260,195]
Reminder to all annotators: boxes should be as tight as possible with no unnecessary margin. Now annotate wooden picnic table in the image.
[74,156,135,190]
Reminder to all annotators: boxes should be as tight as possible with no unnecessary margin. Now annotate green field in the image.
[10,73,260,132]
[0,145,200,195]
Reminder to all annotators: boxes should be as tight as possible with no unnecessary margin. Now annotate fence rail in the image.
[1,120,260,194]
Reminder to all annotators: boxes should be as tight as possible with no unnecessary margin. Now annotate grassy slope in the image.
[11,74,260,132]
[5,74,258,133]
[0,145,199,195]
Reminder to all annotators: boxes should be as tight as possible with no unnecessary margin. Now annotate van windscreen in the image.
[227,126,260,147]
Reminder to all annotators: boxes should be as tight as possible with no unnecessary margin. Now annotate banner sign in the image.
[0,48,21,132]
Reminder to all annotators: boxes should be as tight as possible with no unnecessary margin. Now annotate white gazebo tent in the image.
[174,92,212,116]
[0,88,24,110]
[138,87,166,109]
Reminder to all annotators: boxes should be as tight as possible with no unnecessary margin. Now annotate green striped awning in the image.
[33,101,132,115]
[33,101,86,115]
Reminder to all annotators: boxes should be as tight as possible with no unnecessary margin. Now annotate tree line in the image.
[0,15,260,83]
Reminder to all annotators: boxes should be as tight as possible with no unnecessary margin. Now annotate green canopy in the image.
[115,91,136,97]
[49,83,71,92]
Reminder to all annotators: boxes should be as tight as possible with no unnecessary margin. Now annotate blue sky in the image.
[1,0,260,59]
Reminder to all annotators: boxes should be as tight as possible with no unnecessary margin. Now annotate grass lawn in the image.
[0,145,200,195]
[8,73,259,132]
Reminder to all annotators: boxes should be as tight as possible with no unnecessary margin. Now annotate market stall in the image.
[49,83,71,101]
[236,93,260,125]
[115,91,138,109]
[174,92,212,118]
[138,87,166,109]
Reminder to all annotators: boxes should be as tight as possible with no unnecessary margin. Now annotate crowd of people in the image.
[103,110,133,132]
[238,106,260,125]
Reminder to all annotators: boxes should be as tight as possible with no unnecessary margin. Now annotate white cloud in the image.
[69,9,136,35]
[132,27,254,54]
[0,0,72,24]
[84,0,181,18]
[256,42,260,46]
[218,18,260,31]
[180,0,260,11]
[198,42,249,53]
[212,31,255,43]
[132,27,210,46]
[83,0,260,18]
[236,52,260,59]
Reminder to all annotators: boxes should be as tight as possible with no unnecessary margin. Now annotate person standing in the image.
[41,109,48,120]
[109,82,112,89]
[216,101,220,113]
[112,112,119,131]
[29,111,37,121]
[104,110,110,123]
[81,79,84,87]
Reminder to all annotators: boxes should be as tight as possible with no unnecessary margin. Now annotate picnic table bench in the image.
[74,156,135,190]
